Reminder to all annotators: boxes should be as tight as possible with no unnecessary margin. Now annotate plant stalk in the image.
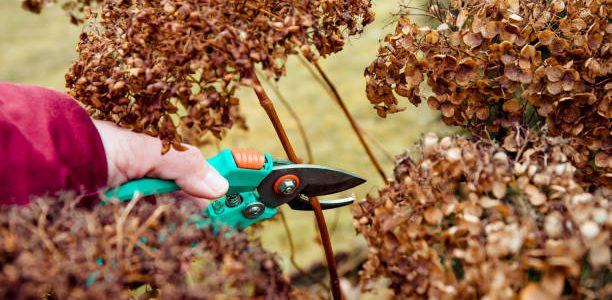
[250,72,342,300]
[256,70,314,163]
[279,209,330,290]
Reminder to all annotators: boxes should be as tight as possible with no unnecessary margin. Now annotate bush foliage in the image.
[354,130,611,299]
[21,0,103,24]
[364,0,611,185]
[357,1,611,298]
[0,195,293,299]
[61,0,373,151]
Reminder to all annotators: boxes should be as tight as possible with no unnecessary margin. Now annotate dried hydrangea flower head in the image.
[21,0,102,24]
[64,0,374,152]
[0,195,293,299]
[364,0,610,184]
[354,130,611,299]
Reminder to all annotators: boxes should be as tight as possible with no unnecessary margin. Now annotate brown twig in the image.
[250,72,342,300]
[312,61,388,184]
[257,71,315,163]
[250,73,298,160]
[298,55,329,90]
[258,72,322,286]
[244,2,282,20]
[279,209,329,290]
[116,193,143,262]
[300,55,394,165]
[361,129,395,164]
[308,198,342,300]
[32,203,62,260]
[127,204,172,256]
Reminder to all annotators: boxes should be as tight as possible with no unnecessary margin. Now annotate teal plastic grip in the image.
[103,149,276,233]
[103,149,273,202]
[104,178,179,202]
[190,192,277,235]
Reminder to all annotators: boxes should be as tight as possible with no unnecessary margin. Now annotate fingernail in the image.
[203,169,229,196]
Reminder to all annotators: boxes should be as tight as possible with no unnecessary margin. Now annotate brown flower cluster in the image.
[21,0,102,24]
[65,0,374,152]
[354,130,611,299]
[0,195,293,299]
[364,0,610,183]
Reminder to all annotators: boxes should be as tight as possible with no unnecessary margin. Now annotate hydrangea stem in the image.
[250,72,343,300]
[256,70,314,163]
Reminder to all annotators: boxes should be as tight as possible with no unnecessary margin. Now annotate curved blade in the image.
[256,164,366,208]
[288,195,355,211]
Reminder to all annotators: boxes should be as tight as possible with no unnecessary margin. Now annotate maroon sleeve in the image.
[0,83,108,205]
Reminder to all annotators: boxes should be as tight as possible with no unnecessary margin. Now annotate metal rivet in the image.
[211,200,224,214]
[243,203,265,219]
[225,194,243,207]
[278,179,297,195]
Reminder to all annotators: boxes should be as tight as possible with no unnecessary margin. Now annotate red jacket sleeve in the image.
[0,83,108,205]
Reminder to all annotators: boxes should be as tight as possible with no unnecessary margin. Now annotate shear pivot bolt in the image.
[225,194,242,207]
[278,179,296,195]
[274,174,300,196]
[243,203,265,219]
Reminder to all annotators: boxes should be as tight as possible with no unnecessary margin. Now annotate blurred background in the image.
[0,0,449,297]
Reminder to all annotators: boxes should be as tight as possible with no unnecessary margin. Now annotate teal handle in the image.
[190,192,277,235]
[103,149,276,233]
[104,149,273,202]
[104,178,179,201]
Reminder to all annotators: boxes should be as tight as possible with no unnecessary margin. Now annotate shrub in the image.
[21,0,102,24]
[364,0,611,185]
[0,195,293,299]
[354,130,610,299]
[63,0,374,151]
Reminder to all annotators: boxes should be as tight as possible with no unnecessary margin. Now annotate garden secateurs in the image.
[104,148,366,234]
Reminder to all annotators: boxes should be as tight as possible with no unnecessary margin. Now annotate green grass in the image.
[1,1,450,298]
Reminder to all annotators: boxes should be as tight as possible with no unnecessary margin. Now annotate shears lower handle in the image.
[103,149,275,233]
[104,178,180,200]
[192,192,277,235]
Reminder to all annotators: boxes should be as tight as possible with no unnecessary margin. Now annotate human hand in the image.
[93,120,228,208]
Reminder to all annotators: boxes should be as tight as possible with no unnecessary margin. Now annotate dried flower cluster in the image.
[64,0,374,152]
[0,195,293,299]
[354,131,611,299]
[21,0,102,24]
[364,0,611,184]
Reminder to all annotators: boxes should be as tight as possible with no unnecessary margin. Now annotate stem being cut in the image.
[257,71,314,163]
[279,210,329,290]
[250,72,343,300]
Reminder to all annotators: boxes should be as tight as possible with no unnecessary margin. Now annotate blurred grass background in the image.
[0,0,449,297]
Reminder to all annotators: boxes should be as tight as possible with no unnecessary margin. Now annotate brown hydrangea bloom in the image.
[65,0,374,152]
[354,130,611,299]
[364,0,610,184]
[21,0,102,24]
[0,195,293,299]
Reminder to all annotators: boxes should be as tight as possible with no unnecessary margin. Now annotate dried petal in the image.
[463,32,483,48]
[502,99,521,113]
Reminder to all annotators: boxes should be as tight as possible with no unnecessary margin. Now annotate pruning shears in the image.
[104,148,366,234]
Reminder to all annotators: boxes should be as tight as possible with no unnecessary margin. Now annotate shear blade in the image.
[288,195,355,211]
[257,164,366,208]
